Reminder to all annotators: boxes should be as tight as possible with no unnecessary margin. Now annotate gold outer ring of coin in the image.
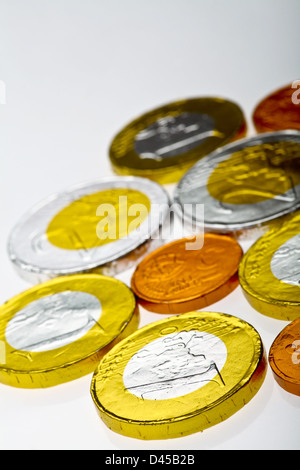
[253,82,300,133]
[239,211,300,321]
[131,234,243,314]
[0,274,139,388]
[109,97,247,184]
[90,311,266,440]
[269,318,300,396]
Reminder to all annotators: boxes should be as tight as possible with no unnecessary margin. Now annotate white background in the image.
[0,0,299,450]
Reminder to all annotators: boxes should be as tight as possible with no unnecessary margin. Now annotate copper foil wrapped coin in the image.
[253,82,300,133]
[269,318,300,396]
[131,234,243,314]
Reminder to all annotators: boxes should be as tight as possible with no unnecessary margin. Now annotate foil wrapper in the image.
[91,311,266,440]
[174,130,300,235]
[239,210,300,320]
[131,234,243,314]
[8,176,170,284]
[109,97,246,184]
[269,318,300,396]
[253,82,300,133]
[0,274,139,388]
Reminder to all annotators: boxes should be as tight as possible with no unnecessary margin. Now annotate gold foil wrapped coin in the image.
[91,311,266,440]
[239,211,300,321]
[269,318,300,396]
[8,176,170,283]
[0,274,139,388]
[109,97,247,184]
[131,234,243,314]
[253,82,300,133]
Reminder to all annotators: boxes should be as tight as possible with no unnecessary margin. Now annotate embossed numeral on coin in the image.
[292,340,300,365]
[292,80,300,105]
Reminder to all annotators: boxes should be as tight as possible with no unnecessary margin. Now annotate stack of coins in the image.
[2,84,300,442]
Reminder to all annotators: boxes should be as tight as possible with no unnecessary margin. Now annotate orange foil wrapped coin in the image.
[253,82,300,133]
[269,318,300,397]
[131,234,243,314]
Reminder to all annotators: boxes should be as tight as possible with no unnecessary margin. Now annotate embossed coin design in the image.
[269,318,300,396]
[253,83,300,133]
[109,97,246,184]
[90,311,266,440]
[0,274,139,388]
[174,131,300,232]
[131,234,243,314]
[8,176,170,283]
[239,211,300,321]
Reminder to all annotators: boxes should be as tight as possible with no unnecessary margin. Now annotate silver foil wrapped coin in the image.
[174,130,300,233]
[8,177,170,283]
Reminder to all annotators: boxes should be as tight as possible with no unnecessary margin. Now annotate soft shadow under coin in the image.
[277,383,300,406]
[0,374,93,407]
[105,370,272,450]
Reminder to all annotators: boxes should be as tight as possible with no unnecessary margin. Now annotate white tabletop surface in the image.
[0,0,299,450]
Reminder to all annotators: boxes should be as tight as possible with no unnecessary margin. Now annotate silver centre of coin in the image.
[5,291,102,352]
[134,113,216,161]
[271,234,300,286]
[123,330,227,400]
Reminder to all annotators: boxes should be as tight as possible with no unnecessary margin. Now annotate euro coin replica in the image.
[253,82,300,133]
[239,211,300,321]
[91,311,266,440]
[109,97,246,184]
[174,130,300,233]
[8,176,169,284]
[131,234,243,314]
[269,318,300,396]
[0,274,139,388]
